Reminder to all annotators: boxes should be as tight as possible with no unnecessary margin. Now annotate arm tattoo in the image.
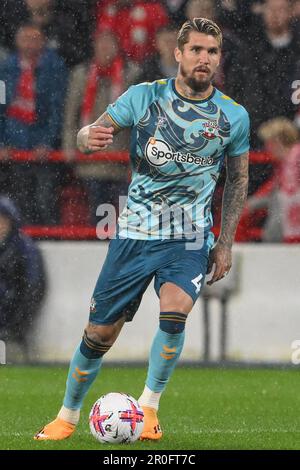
[77,112,121,151]
[92,112,122,134]
[218,152,249,247]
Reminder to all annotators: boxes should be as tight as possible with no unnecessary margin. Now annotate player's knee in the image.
[80,324,118,359]
[85,324,114,344]
[159,312,188,334]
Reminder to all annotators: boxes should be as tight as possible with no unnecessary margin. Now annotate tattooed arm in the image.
[207,152,249,285]
[77,112,122,154]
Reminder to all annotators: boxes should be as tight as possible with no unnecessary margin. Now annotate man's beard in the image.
[180,64,213,93]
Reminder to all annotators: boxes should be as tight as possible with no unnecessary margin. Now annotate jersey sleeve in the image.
[107,83,153,129]
[227,107,250,157]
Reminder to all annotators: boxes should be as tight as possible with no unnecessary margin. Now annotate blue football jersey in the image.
[107,78,250,239]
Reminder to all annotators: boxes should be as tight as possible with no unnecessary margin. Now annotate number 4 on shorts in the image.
[191,273,203,293]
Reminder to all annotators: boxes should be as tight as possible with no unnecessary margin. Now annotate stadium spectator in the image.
[186,0,215,19]
[0,0,95,68]
[135,25,178,83]
[247,118,300,242]
[216,0,265,37]
[62,29,129,224]
[228,0,300,148]
[0,196,46,356]
[163,0,189,26]
[96,0,169,64]
[0,23,68,224]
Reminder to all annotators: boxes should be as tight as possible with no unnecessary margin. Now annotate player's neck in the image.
[175,77,214,101]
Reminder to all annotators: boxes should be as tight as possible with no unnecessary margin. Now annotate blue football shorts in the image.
[89,233,214,325]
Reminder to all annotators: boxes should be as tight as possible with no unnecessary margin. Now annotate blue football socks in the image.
[63,330,110,410]
[145,312,187,393]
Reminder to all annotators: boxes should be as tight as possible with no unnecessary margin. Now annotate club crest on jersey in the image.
[202,121,219,140]
[90,297,97,314]
[155,116,168,129]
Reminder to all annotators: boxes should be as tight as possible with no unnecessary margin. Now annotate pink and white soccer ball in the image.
[89,392,144,444]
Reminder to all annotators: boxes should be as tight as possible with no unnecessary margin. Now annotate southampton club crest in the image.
[155,116,168,129]
[90,297,97,314]
[202,121,219,140]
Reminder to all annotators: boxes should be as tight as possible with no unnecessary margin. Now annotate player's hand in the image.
[82,125,114,153]
[206,241,232,285]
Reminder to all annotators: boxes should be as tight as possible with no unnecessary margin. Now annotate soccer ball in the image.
[89,392,144,444]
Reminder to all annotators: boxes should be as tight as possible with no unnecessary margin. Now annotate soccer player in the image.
[34,18,249,441]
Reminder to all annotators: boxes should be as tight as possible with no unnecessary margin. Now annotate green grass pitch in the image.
[1,365,300,450]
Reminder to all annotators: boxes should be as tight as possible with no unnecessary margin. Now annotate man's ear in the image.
[174,47,182,63]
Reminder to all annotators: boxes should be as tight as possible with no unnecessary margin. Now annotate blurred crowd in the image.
[0,0,300,234]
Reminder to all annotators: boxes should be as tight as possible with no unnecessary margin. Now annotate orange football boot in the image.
[34,417,76,441]
[139,406,163,441]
